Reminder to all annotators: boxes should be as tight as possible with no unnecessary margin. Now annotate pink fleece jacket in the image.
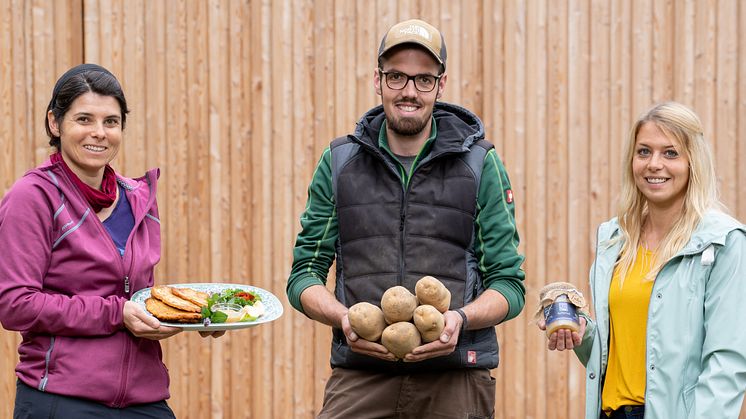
[0,159,169,407]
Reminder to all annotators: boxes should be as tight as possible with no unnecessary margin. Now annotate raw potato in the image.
[381,322,421,359]
[415,276,451,313]
[381,286,418,324]
[348,302,387,342]
[413,305,445,342]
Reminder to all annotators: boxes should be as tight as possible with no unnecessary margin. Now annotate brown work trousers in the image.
[317,367,496,419]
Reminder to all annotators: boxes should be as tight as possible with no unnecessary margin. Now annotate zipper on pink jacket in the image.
[38,336,56,391]
[112,336,132,408]
[112,171,158,407]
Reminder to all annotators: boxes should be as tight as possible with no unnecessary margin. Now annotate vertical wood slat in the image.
[523,3,548,418]
[30,0,54,164]
[631,0,652,114]
[481,0,503,157]
[439,0,460,105]
[589,0,611,287]
[248,1,274,418]
[458,1,481,116]
[143,0,166,273]
[207,1,230,417]
[54,0,83,74]
[609,0,632,197]
[715,0,738,211]
[396,0,413,20]
[82,0,99,64]
[120,0,145,177]
[334,0,356,131]
[693,0,717,137]
[652,0,674,102]
[226,2,253,418]
[96,0,113,70]
[354,0,377,122]
[545,2,570,417]
[162,0,189,415]
[269,0,293,417]
[10,0,32,181]
[500,2,525,418]
[2,2,746,418]
[0,0,13,194]
[414,0,440,29]
[566,2,590,418]
[674,0,696,104]
[183,1,212,416]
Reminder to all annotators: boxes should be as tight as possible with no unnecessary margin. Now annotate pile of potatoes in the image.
[347,276,451,359]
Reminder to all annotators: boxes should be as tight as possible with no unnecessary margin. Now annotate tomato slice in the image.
[235,291,256,301]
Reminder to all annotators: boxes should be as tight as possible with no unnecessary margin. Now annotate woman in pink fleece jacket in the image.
[0,64,179,418]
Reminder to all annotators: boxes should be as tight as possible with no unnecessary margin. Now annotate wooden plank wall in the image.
[1,1,745,418]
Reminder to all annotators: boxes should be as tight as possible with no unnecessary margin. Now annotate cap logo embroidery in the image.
[397,24,432,41]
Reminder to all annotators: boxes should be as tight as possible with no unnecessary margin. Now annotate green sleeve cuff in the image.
[286,274,326,315]
[573,314,596,366]
[488,279,526,321]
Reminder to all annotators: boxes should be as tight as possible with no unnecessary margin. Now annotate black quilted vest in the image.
[329,103,499,372]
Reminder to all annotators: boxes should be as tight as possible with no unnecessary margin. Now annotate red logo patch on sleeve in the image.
[467,351,477,364]
[505,189,513,204]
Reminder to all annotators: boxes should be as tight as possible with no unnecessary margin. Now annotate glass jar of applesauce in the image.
[543,294,580,336]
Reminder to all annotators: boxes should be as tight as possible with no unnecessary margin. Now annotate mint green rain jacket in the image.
[574,211,746,419]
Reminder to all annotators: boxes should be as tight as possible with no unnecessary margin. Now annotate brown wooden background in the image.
[1,1,745,418]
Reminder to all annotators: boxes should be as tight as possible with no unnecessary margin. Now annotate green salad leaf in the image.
[201,288,262,324]
[210,310,228,323]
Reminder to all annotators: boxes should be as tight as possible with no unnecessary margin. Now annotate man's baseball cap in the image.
[378,19,447,70]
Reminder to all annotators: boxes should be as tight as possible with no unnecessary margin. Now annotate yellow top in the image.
[601,246,655,414]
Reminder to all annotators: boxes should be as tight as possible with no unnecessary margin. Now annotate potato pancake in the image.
[171,287,209,308]
[150,285,202,313]
[145,297,202,323]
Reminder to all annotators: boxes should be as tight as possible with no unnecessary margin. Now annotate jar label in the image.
[544,300,579,325]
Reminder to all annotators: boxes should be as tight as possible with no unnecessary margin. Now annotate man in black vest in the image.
[287,18,525,418]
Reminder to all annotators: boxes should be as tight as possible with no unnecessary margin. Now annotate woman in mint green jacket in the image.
[542,102,746,419]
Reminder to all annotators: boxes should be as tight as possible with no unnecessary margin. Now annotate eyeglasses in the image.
[378,69,443,92]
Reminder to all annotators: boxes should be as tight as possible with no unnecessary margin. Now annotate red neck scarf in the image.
[51,152,117,212]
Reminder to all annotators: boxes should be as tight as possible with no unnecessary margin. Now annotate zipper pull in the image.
[124,276,130,294]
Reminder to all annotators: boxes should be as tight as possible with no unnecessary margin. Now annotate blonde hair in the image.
[615,101,724,282]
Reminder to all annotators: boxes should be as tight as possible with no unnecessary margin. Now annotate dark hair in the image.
[45,65,129,150]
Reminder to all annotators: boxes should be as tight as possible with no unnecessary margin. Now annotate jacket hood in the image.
[352,101,485,152]
[598,210,745,255]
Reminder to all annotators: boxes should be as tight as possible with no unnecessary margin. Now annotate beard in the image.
[383,101,431,137]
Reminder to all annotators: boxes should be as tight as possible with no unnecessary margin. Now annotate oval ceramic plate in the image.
[131,283,283,331]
